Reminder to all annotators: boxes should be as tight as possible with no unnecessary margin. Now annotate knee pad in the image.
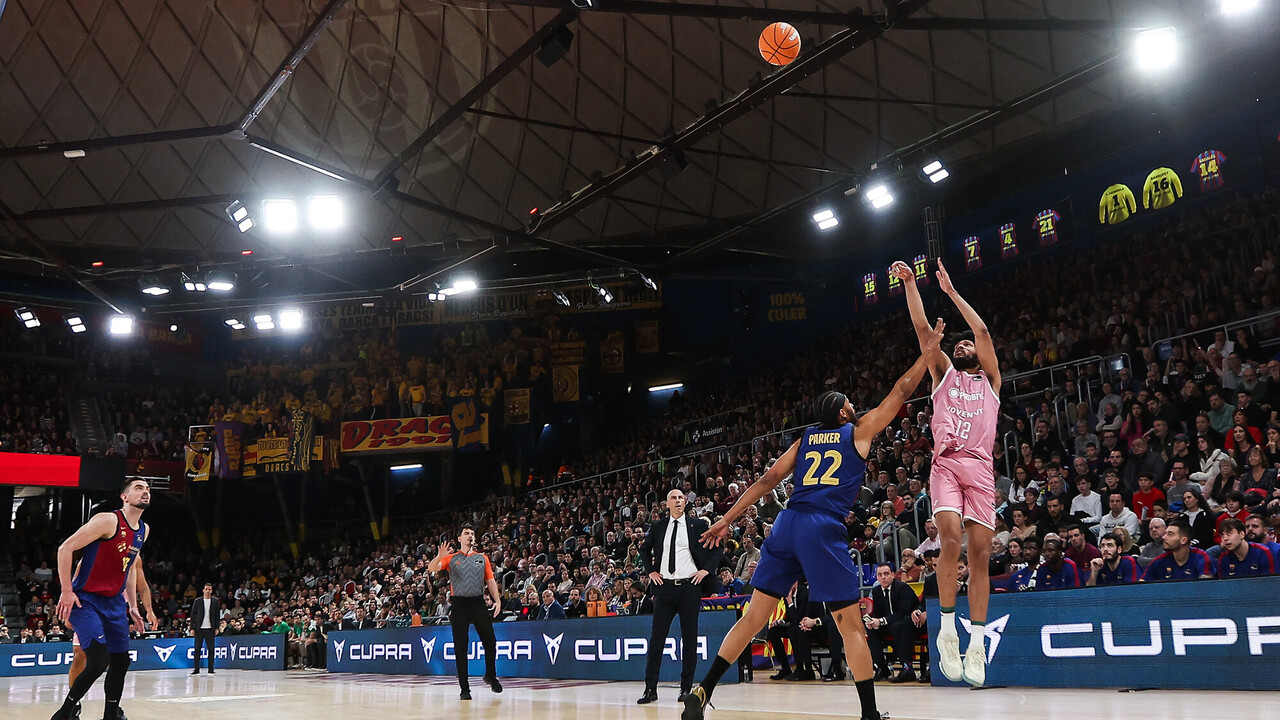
[83,642,110,677]
[108,651,131,673]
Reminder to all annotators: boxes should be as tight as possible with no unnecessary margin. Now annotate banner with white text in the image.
[0,634,285,677]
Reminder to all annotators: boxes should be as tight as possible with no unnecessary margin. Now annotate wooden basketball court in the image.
[4,669,1274,720]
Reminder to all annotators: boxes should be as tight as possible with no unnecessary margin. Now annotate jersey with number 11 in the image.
[788,424,866,517]
[930,366,999,463]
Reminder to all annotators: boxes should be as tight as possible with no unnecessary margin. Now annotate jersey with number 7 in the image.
[786,424,866,518]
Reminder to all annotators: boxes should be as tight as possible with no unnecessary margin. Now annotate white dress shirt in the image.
[661,514,700,580]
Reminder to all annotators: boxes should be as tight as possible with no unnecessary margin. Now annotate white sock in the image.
[940,610,956,635]
[968,626,985,657]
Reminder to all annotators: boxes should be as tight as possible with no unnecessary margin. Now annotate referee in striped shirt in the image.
[429,524,504,700]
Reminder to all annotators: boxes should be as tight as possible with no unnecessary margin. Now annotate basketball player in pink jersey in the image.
[892,259,999,687]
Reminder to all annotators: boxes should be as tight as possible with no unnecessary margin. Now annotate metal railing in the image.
[1149,308,1280,359]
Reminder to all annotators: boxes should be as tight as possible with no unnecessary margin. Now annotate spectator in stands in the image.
[1086,532,1140,586]
[1141,520,1215,581]
[1164,461,1203,513]
[1098,491,1141,539]
[1062,525,1101,569]
[1180,489,1216,549]
[1122,437,1167,493]
[1032,538,1080,590]
[1069,477,1103,529]
[733,536,760,582]
[1131,472,1164,521]
[914,519,940,556]
[535,589,566,621]
[1036,496,1071,539]
[1009,505,1036,541]
[716,568,743,596]
[1208,392,1236,435]
[1239,445,1277,500]
[563,588,586,618]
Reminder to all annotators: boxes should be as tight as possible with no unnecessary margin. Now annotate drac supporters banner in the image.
[929,576,1280,690]
[327,612,737,683]
[0,634,285,677]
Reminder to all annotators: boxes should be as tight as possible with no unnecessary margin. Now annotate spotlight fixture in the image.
[649,383,684,392]
[596,285,614,303]
[307,195,344,231]
[139,275,170,296]
[553,290,571,307]
[182,272,206,292]
[451,273,478,294]
[15,307,40,329]
[1220,0,1259,16]
[639,273,659,292]
[169,324,179,333]
[205,271,236,292]
[66,316,86,333]
[921,159,950,184]
[225,200,254,233]
[224,318,246,330]
[811,208,839,230]
[253,313,275,331]
[109,315,134,336]
[863,184,894,210]
[279,309,303,331]
[1134,27,1177,72]
[261,198,298,233]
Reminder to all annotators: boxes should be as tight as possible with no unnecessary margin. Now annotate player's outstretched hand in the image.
[700,519,731,548]
[936,260,956,295]
[923,318,946,355]
[56,590,80,623]
[436,541,453,559]
[889,261,914,282]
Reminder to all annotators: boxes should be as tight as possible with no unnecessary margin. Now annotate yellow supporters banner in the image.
[553,365,580,403]
[635,321,660,353]
[505,388,531,425]
[601,331,625,374]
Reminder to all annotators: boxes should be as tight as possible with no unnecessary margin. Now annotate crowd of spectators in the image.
[5,187,1280,653]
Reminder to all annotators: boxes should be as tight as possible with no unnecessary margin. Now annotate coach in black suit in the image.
[190,582,221,674]
[636,489,723,704]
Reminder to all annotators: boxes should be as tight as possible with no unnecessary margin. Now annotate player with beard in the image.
[50,478,151,720]
[1243,514,1280,563]
[1086,533,1140,586]
[893,259,1000,687]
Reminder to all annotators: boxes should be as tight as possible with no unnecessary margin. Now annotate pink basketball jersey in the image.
[930,366,999,462]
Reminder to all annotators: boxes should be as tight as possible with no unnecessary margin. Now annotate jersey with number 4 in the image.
[787,424,866,517]
[930,366,999,464]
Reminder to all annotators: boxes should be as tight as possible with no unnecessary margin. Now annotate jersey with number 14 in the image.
[787,424,866,518]
[930,366,999,463]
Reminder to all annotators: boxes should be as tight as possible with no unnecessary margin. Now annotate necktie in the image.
[668,518,679,575]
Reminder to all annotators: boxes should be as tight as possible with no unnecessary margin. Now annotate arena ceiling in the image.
[0,0,1275,313]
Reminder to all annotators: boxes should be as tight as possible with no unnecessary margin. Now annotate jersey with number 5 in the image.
[787,424,866,517]
[930,366,999,463]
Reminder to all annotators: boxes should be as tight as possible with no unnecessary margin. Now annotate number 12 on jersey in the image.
[801,450,843,486]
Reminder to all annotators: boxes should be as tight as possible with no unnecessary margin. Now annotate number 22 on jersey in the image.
[801,450,843,486]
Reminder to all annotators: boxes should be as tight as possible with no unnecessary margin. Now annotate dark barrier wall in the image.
[327,612,738,683]
[928,577,1280,690]
[0,634,286,677]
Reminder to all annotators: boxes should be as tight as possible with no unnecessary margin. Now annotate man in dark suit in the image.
[865,563,919,683]
[189,582,221,675]
[535,589,566,621]
[636,489,722,704]
[342,607,375,630]
[765,580,825,681]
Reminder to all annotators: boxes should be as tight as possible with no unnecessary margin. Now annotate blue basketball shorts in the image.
[751,508,860,604]
[68,591,130,653]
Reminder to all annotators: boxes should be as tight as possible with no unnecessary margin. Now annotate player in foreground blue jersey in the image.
[681,320,944,720]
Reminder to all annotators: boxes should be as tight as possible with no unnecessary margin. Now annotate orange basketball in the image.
[759,22,801,66]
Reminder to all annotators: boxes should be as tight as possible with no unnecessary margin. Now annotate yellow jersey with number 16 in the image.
[1143,167,1183,210]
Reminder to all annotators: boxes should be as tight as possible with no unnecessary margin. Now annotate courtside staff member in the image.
[428,524,503,700]
[189,582,220,674]
[637,489,722,704]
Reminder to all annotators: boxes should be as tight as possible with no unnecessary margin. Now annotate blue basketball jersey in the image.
[786,424,866,518]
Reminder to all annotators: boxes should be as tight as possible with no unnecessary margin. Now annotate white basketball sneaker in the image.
[962,635,986,687]
[937,628,963,682]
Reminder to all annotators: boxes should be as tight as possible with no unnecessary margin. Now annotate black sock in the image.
[699,655,733,700]
[856,679,878,719]
[102,699,120,720]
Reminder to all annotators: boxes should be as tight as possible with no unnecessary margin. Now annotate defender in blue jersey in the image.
[681,320,944,720]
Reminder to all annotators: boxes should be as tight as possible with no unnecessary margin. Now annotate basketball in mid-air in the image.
[759,22,801,66]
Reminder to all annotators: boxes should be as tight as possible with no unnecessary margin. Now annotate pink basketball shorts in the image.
[930,454,996,530]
